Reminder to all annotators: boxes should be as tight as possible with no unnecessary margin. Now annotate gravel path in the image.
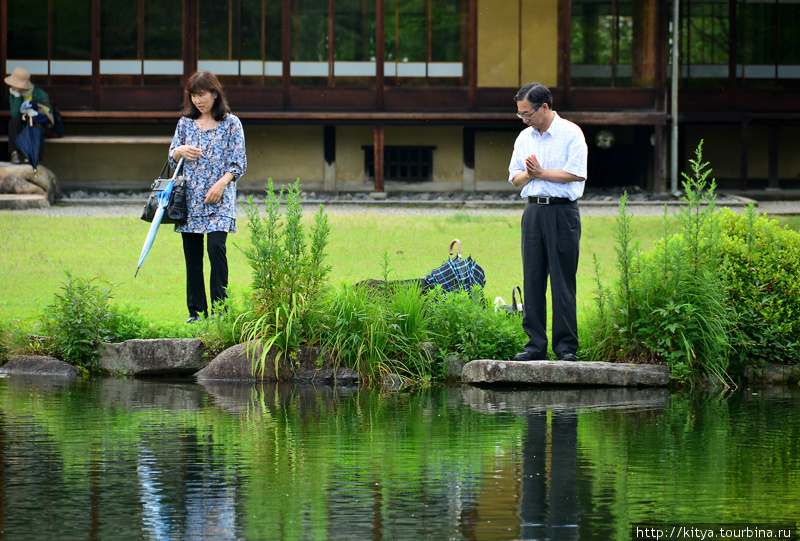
[4,198,797,218]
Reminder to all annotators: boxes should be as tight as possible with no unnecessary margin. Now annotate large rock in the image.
[0,168,45,194]
[0,355,81,380]
[97,338,205,376]
[196,343,259,381]
[197,341,359,385]
[0,162,60,205]
[744,363,800,385]
[462,359,670,387]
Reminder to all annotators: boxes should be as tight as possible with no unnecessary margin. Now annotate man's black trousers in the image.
[520,200,581,359]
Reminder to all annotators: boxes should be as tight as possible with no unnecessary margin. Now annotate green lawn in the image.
[2,207,796,327]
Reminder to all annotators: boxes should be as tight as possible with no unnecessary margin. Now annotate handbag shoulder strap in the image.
[158,156,186,180]
[158,159,171,179]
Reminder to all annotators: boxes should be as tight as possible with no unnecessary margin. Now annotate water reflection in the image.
[0,375,797,541]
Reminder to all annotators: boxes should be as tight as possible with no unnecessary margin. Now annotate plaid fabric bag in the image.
[424,239,485,292]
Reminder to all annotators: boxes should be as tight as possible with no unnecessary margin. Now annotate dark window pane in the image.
[264,0,283,60]
[683,2,729,66]
[335,0,375,61]
[199,2,235,59]
[738,3,774,65]
[777,3,800,64]
[293,0,329,61]
[395,0,426,62]
[53,0,91,59]
[8,0,48,58]
[571,0,634,87]
[241,0,274,60]
[145,0,183,59]
[102,0,138,59]
[431,0,464,62]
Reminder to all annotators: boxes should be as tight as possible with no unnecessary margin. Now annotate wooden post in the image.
[468,0,477,108]
[740,118,750,192]
[324,125,336,191]
[632,0,658,87]
[91,0,101,108]
[282,0,291,109]
[373,124,384,193]
[463,127,476,191]
[375,0,384,109]
[653,124,665,193]
[182,0,198,82]
[768,124,779,190]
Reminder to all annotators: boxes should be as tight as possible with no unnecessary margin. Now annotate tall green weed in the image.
[589,141,736,386]
[239,179,331,377]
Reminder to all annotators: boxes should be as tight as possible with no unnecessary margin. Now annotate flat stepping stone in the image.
[462,360,669,387]
[0,194,49,209]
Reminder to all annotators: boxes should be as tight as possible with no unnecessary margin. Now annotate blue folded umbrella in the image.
[14,123,43,170]
[135,157,185,277]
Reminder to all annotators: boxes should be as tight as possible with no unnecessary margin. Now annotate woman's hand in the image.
[174,145,202,161]
[204,178,228,205]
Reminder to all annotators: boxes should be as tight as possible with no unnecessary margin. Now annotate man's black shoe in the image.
[559,353,578,362]
[513,351,542,362]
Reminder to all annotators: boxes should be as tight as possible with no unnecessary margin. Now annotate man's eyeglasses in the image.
[516,104,542,120]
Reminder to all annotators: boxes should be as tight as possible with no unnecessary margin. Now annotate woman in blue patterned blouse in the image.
[169,71,247,323]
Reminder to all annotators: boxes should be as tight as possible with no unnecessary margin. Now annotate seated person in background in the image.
[4,67,53,164]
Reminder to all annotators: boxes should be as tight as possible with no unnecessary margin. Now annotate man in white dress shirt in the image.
[508,82,588,362]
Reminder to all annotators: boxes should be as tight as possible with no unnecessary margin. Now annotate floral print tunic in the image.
[168,114,247,234]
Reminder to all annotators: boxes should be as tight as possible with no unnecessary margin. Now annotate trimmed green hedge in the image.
[718,209,800,367]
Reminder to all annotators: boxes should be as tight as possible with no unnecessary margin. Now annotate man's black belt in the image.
[528,196,573,205]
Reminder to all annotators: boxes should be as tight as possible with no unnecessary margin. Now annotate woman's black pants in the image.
[181,231,228,318]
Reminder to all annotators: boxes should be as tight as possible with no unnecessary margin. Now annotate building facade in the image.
[2,0,799,193]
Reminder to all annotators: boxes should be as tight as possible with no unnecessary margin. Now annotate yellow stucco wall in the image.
[477,0,559,88]
[245,125,324,186]
[683,124,800,184]
[476,131,519,182]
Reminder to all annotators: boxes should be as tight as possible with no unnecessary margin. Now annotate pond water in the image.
[0,375,798,541]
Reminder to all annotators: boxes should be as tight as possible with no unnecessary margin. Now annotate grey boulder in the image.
[0,355,81,380]
[97,338,206,376]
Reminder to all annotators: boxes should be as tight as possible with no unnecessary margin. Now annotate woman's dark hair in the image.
[514,82,553,110]
[182,71,230,121]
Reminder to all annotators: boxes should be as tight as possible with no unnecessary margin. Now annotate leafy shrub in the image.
[717,207,800,366]
[426,288,526,363]
[39,273,117,371]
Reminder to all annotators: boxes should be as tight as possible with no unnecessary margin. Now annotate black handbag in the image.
[141,158,188,224]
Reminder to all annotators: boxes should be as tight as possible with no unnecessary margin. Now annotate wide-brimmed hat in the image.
[4,67,33,90]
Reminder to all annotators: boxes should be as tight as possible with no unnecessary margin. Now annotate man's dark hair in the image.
[514,82,553,110]
[182,70,231,121]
